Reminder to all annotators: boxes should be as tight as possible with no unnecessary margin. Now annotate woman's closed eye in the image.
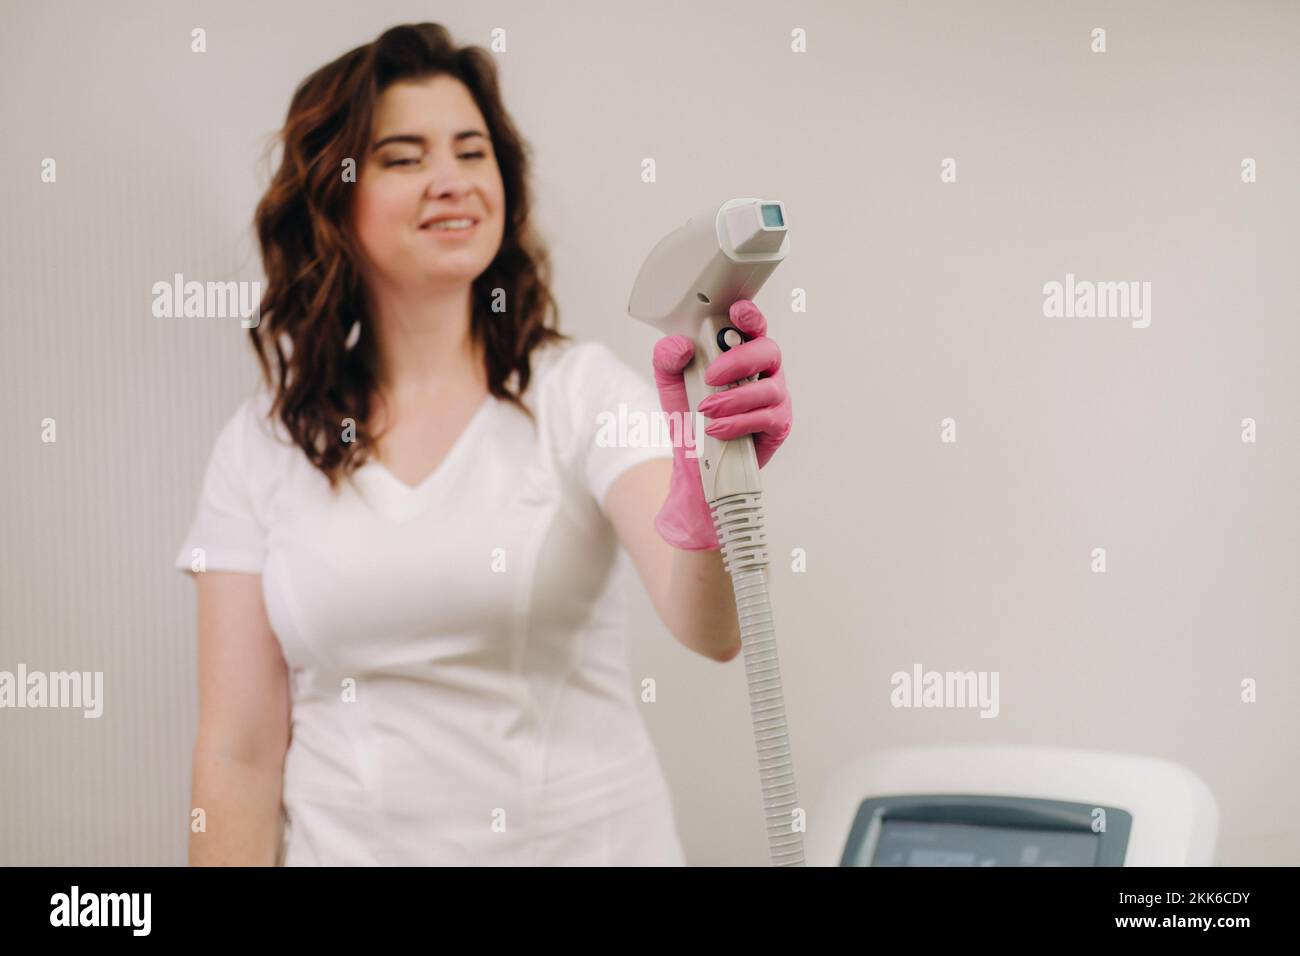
[385,152,486,167]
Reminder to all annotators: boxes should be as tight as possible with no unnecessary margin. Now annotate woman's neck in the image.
[368,282,484,402]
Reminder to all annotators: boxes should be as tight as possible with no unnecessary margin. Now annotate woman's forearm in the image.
[664,547,742,661]
[189,749,285,866]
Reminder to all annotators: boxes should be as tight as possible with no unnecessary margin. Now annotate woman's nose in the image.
[424,160,472,198]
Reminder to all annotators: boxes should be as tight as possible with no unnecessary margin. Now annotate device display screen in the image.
[868,820,1099,867]
[761,203,784,227]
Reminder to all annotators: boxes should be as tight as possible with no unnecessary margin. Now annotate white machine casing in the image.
[807,745,1220,867]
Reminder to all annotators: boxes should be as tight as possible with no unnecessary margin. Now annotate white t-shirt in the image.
[173,338,686,866]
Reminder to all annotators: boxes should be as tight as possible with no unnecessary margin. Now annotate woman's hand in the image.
[651,299,793,550]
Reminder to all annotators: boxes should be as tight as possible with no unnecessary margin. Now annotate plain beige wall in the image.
[1,0,1296,865]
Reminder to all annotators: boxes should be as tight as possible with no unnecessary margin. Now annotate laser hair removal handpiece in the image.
[628,198,804,866]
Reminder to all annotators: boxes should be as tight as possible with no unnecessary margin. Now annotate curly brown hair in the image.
[249,22,569,490]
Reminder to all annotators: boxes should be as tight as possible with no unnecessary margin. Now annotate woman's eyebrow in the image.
[371,130,488,151]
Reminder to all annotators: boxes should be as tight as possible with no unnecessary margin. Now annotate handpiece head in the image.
[628,198,789,338]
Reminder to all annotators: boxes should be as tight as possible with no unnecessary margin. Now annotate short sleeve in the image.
[567,341,675,511]
[173,399,269,575]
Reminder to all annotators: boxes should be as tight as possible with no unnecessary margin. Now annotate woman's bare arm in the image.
[603,458,742,662]
[188,570,291,865]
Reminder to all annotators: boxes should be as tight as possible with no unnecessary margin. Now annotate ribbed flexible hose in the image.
[710,490,805,866]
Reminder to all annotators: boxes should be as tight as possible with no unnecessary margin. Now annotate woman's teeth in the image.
[427,219,474,230]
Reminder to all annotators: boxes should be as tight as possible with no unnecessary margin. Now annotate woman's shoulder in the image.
[522,336,663,456]
[527,336,646,394]
[204,383,299,481]
[239,383,296,447]
[528,335,591,375]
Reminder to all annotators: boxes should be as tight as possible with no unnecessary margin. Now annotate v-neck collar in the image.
[351,394,495,523]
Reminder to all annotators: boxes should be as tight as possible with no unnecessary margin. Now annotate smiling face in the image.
[352,75,507,292]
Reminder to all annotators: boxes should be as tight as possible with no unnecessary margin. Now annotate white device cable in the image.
[710,491,805,866]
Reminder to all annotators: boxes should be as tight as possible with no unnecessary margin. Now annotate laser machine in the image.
[807,746,1220,866]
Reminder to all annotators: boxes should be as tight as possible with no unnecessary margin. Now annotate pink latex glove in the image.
[651,299,793,551]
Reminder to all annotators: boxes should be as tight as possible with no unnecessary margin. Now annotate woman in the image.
[174,22,793,866]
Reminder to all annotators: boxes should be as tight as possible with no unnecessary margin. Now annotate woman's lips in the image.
[419,220,479,239]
